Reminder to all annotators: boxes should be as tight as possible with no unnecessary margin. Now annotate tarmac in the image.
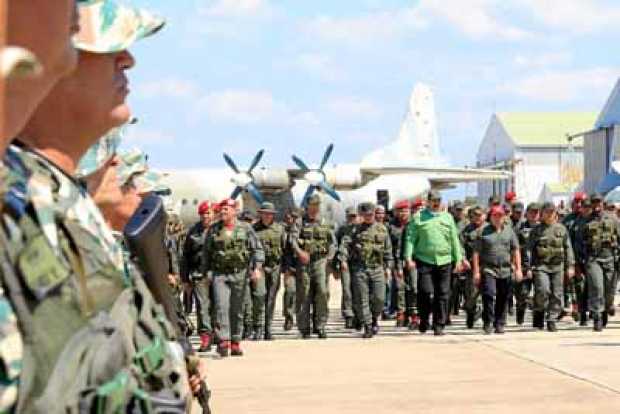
[192,279,620,413]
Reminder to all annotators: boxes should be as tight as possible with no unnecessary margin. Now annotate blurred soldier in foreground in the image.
[253,202,287,340]
[182,201,216,352]
[473,206,522,334]
[526,202,574,332]
[202,199,264,356]
[292,195,337,339]
[339,202,393,338]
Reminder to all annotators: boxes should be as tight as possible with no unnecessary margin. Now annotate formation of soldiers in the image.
[0,1,209,412]
[169,187,620,356]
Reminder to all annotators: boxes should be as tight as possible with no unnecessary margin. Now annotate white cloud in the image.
[516,0,620,34]
[136,78,201,100]
[422,0,533,41]
[194,89,277,123]
[296,53,344,82]
[125,127,175,143]
[514,51,573,69]
[304,8,427,47]
[326,96,382,120]
[500,67,618,102]
[199,0,273,18]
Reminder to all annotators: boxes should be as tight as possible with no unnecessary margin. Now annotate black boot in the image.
[363,325,373,339]
[533,311,544,330]
[284,317,293,331]
[466,312,475,329]
[602,312,609,328]
[580,312,588,327]
[345,317,354,329]
[418,319,429,334]
[252,327,263,341]
[318,328,327,339]
[264,327,273,341]
[516,308,525,326]
[593,316,603,332]
[547,320,557,332]
[483,323,493,335]
[301,330,312,339]
[243,324,253,340]
[433,325,445,336]
[494,324,505,334]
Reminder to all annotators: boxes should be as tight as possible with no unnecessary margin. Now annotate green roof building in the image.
[477,112,597,205]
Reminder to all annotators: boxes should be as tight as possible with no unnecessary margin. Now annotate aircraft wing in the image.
[360,166,511,185]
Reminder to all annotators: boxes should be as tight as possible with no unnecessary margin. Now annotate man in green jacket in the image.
[403,190,465,336]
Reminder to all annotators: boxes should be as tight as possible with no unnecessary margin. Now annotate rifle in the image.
[124,194,211,414]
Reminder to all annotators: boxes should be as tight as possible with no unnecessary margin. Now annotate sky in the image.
[122,0,620,198]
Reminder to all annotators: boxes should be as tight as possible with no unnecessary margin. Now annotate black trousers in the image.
[416,260,453,328]
[482,275,512,327]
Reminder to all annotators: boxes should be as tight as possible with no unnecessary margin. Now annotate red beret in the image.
[504,191,517,202]
[412,198,424,208]
[198,201,211,215]
[573,192,587,202]
[490,205,505,216]
[219,198,238,209]
[394,200,411,210]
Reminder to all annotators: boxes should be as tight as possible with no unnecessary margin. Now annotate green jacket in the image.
[403,208,463,266]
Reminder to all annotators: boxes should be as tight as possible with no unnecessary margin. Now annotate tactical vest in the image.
[0,147,188,413]
[351,223,388,267]
[209,222,250,273]
[255,223,284,268]
[584,217,618,255]
[298,220,332,259]
[533,225,566,266]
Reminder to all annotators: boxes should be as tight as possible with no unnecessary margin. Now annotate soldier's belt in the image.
[212,266,243,274]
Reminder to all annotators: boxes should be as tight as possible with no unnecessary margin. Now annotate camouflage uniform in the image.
[335,213,357,327]
[282,213,300,330]
[389,218,417,326]
[563,211,587,322]
[514,218,537,325]
[0,288,22,412]
[460,221,483,328]
[202,220,264,347]
[293,204,337,338]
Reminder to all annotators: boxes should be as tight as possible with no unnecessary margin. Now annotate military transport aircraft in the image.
[161,83,510,224]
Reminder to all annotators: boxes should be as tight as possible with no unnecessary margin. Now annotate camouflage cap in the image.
[133,169,169,194]
[375,205,386,213]
[541,201,556,212]
[527,202,541,211]
[512,201,524,213]
[453,201,465,210]
[258,202,277,214]
[590,193,604,202]
[306,194,321,206]
[75,0,165,54]
[76,127,123,176]
[345,206,357,216]
[116,148,147,187]
[581,198,592,208]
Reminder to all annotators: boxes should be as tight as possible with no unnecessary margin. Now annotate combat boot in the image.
[609,307,616,317]
[602,312,608,328]
[466,312,475,329]
[301,330,311,339]
[284,317,294,331]
[217,341,230,358]
[252,327,264,341]
[395,312,405,327]
[547,320,557,332]
[242,324,253,340]
[318,328,327,339]
[433,325,445,336]
[409,314,420,331]
[580,312,588,327]
[418,319,429,334]
[363,325,373,339]
[593,316,604,332]
[533,311,544,330]
[231,342,244,357]
[494,325,505,335]
[516,308,525,326]
[264,327,274,341]
[483,323,493,335]
[199,333,212,353]
[345,317,354,329]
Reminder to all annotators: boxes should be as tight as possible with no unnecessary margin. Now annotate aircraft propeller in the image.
[292,143,341,208]
[223,149,265,205]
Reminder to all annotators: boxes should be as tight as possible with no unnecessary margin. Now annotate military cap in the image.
[489,195,501,206]
[345,207,357,216]
[512,201,524,213]
[469,205,484,216]
[306,194,321,206]
[0,47,43,79]
[489,205,505,216]
[116,149,147,186]
[504,191,517,203]
[581,198,592,208]
[375,205,386,213]
[527,202,541,211]
[428,190,442,201]
[74,0,165,54]
[76,127,123,176]
[573,192,587,202]
[541,202,556,211]
[453,201,465,210]
[219,198,238,209]
[258,202,277,214]
[412,198,424,208]
[198,201,211,215]
[590,193,604,202]
[133,169,169,195]
[358,202,376,214]
[394,200,411,210]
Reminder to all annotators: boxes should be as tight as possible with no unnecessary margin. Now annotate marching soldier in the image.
[448,201,469,323]
[472,206,522,334]
[514,202,540,325]
[281,208,300,331]
[526,202,574,331]
[203,198,264,356]
[339,202,393,338]
[335,207,359,329]
[389,200,416,328]
[292,195,337,339]
[576,194,620,331]
[562,192,587,322]
[253,202,287,340]
[182,201,216,351]
[460,206,485,328]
